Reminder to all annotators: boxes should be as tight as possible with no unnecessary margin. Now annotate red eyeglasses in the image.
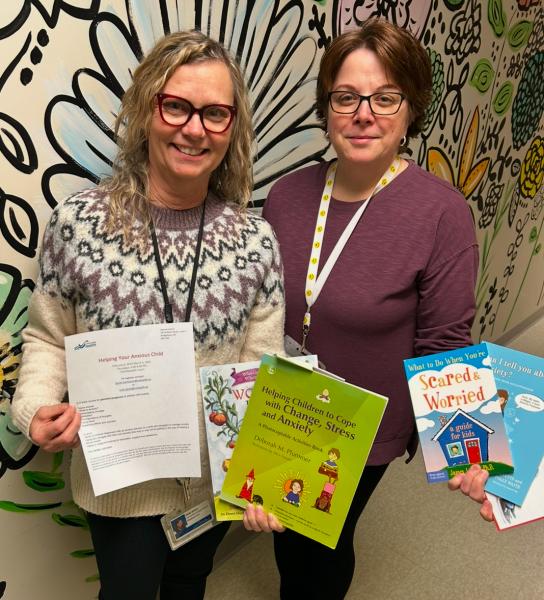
[156,93,237,133]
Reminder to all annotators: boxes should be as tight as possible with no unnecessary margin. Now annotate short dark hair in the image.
[316,18,432,142]
[291,479,304,492]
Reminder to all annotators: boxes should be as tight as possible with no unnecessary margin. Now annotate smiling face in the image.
[148,60,234,204]
[327,47,410,172]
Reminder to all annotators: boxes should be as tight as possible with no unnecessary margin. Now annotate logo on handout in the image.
[74,340,97,351]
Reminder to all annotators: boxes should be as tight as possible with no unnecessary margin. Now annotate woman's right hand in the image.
[448,464,494,522]
[29,404,81,452]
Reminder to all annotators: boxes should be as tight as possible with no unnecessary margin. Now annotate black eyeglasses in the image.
[328,90,405,116]
[156,93,237,133]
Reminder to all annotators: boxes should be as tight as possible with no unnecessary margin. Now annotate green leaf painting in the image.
[488,0,506,37]
[0,500,62,512]
[470,59,495,93]
[508,21,533,52]
[52,451,64,473]
[493,82,513,116]
[22,470,65,492]
[52,513,89,528]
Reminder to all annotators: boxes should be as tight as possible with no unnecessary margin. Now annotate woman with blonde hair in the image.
[13,30,284,600]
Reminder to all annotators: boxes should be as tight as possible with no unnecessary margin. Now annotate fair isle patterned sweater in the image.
[12,187,285,517]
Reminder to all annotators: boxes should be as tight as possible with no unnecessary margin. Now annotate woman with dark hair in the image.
[245,18,478,599]
[12,30,284,600]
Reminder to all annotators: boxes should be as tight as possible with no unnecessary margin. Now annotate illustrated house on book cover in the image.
[432,409,494,467]
[403,342,513,483]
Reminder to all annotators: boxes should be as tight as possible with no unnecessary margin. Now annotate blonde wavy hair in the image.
[102,30,254,240]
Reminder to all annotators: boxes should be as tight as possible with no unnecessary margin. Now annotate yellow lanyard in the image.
[301,157,402,350]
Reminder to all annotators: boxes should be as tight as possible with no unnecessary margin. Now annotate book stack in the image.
[201,354,388,548]
[404,342,544,531]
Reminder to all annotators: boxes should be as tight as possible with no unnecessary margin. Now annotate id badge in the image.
[284,335,326,369]
[161,500,215,550]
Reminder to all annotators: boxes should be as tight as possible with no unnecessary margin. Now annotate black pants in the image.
[273,464,388,600]
[86,513,230,600]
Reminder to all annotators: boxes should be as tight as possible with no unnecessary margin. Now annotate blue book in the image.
[404,343,514,483]
[483,343,544,506]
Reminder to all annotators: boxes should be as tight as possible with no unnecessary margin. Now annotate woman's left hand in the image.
[243,503,285,533]
[448,464,494,522]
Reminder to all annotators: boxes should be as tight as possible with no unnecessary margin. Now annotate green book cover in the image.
[220,354,388,549]
[200,355,317,521]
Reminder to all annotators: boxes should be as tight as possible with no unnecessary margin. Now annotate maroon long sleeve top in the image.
[264,161,478,465]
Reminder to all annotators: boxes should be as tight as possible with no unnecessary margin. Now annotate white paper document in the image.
[65,323,200,496]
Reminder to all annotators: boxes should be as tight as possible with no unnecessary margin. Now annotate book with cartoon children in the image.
[218,354,388,549]
[200,355,318,521]
[404,343,514,484]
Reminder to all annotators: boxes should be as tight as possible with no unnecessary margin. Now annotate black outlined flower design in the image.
[445,0,481,66]
[42,0,329,209]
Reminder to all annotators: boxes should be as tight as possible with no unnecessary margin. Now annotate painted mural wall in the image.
[0,1,542,598]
